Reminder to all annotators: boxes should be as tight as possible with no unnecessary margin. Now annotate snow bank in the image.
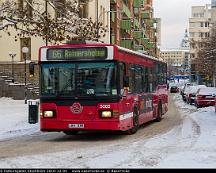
[0,98,39,141]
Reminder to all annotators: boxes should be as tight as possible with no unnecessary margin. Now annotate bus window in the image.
[119,62,126,95]
[146,67,154,92]
[141,66,146,92]
[134,65,142,93]
[128,64,135,93]
[41,64,76,96]
[77,62,117,96]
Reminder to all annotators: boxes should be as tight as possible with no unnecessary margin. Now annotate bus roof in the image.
[117,46,165,63]
[39,43,165,64]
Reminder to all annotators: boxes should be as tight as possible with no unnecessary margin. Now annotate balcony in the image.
[111,35,115,44]
[133,0,144,8]
[140,37,149,45]
[120,39,133,49]
[111,12,116,22]
[146,19,155,27]
[122,3,131,18]
[134,44,144,51]
[121,20,132,30]
[146,42,155,49]
[133,8,139,15]
[133,31,144,39]
[133,19,140,29]
[141,12,150,19]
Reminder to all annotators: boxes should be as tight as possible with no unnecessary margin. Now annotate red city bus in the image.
[35,43,168,135]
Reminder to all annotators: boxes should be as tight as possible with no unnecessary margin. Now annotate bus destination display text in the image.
[47,47,107,60]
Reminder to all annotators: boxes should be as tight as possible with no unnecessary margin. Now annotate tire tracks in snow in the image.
[115,94,202,168]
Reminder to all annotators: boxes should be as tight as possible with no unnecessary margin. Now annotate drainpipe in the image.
[96,0,99,40]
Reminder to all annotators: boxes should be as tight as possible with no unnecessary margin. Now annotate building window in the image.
[212,0,216,7]
[54,0,66,18]
[26,0,33,17]
[193,13,204,18]
[20,38,31,61]
[17,0,24,11]
[79,1,88,18]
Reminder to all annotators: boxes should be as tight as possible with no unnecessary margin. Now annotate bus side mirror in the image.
[29,62,35,77]
[123,76,129,88]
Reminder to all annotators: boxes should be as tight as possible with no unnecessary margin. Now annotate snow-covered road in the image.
[0,94,216,168]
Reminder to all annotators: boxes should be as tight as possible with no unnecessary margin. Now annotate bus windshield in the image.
[41,62,117,97]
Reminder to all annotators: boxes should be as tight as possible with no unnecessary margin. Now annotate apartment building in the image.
[189,4,211,78]
[189,4,211,82]
[160,49,190,77]
[110,0,159,57]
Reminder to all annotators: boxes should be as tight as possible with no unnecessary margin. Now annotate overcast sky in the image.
[153,0,211,49]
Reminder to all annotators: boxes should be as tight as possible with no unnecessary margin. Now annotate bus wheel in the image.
[127,111,139,135]
[63,131,79,135]
[155,104,162,122]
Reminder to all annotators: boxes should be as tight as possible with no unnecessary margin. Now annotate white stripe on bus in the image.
[119,112,133,121]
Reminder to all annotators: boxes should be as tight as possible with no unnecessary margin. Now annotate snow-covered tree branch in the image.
[0,0,108,44]
[191,27,216,78]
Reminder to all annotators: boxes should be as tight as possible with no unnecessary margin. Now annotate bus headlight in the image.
[100,111,112,118]
[44,111,55,118]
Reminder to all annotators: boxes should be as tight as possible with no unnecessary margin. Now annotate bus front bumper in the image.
[40,119,127,132]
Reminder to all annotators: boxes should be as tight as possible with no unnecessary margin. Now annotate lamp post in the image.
[22,47,29,104]
[9,52,16,83]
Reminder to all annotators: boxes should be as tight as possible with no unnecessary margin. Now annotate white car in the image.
[185,85,206,104]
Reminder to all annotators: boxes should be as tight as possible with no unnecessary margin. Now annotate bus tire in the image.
[63,131,79,135]
[127,110,139,135]
[155,103,162,122]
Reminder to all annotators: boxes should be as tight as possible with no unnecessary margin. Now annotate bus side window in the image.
[141,66,146,92]
[145,67,149,92]
[128,64,135,94]
[119,62,126,95]
[134,65,142,93]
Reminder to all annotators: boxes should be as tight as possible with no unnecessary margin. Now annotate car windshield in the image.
[198,87,216,95]
[186,85,206,94]
[41,62,117,97]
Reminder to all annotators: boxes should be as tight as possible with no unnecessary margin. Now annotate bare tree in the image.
[192,27,216,83]
[0,0,108,44]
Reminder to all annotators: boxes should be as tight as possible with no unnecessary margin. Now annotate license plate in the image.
[205,96,213,98]
[68,124,84,128]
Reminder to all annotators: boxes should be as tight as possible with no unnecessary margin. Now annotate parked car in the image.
[181,83,193,101]
[170,86,179,93]
[215,97,216,112]
[195,87,216,108]
[185,85,206,105]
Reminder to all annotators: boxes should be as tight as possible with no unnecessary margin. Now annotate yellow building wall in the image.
[0,0,110,62]
[88,0,110,43]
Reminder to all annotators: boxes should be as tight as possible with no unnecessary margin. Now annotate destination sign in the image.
[47,47,107,60]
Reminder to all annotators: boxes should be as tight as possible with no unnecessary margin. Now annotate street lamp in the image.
[9,52,16,83]
[22,47,29,104]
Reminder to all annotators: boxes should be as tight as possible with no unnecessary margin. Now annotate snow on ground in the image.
[0,94,216,168]
[155,94,216,168]
[0,98,39,141]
